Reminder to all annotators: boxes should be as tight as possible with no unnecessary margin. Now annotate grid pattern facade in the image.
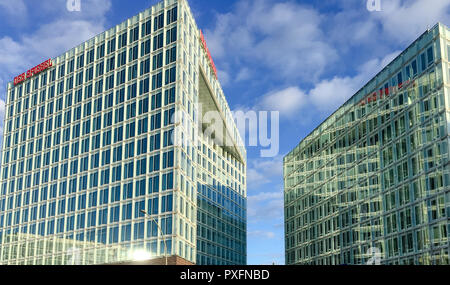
[284,24,450,265]
[0,0,247,265]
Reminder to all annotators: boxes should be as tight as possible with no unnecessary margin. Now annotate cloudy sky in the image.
[0,0,449,265]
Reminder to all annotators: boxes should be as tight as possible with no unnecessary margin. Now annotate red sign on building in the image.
[14,59,53,86]
[199,30,218,79]
[358,79,415,106]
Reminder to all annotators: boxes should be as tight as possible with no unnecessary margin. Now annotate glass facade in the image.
[0,0,246,265]
[284,23,450,265]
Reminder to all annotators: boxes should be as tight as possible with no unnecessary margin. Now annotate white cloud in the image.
[204,0,337,82]
[217,68,230,86]
[259,87,308,117]
[0,0,27,19]
[247,191,284,221]
[236,67,251,82]
[248,231,276,239]
[248,191,282,202]
[327,0,450,52]
[205,0,448,87]
[0,97,5,117]
[374,0,450,44]
[247,156,284,189]
[210,0,450,120]
[309,50,401,112]
[309,76,361,112]
[257,50,402,117]
[247,168,271,188]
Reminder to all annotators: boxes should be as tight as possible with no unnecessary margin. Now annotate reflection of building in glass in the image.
[0,0,246,265]
[284,23,450,265]
[2,232,127,265]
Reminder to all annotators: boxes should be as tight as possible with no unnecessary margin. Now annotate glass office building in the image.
[284,23,450,265]
[0,0,247,265]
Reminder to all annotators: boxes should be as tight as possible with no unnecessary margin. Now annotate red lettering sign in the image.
[359,79,415,106]
[14,59,53,86]
[199,30,218,79]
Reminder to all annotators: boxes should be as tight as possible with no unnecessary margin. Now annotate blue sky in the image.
[0,0,449,265]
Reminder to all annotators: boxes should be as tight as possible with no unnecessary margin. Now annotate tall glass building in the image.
[284,23,450,265]
[0,0,247,265]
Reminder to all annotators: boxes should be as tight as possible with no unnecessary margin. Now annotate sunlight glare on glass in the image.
[132,250,152,261]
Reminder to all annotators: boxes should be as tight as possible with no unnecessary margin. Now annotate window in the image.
[148,176,159,194]
[136,158,146,176]
[154,13,164,31]
[427,46,434,66]
[97,43,105,59]
[167,6,178,25]
[116,69,126,86]
[77,54,84,69]
[126,122,135,139]
[114,106,124,123]
[128,63,138,80]
[116,88,125,104]
[113,145,122,162]
[161,194,173,212]
[127,83,137,100]
[153,33,164,51]
[149,133,161,152]
[163,129,174,147]
[153,52,163,70]
[134,221,145,240]
[149,154,160,172]
[106,74,114,90]
[137,138,147,155]
[420,53,426,72]
[164,108,175,126]
[126,103,136,119]
[166,46,176,65]
[140,58,150,75]
[129,26,139,43]
[142,19,151,37]
[139,77,150,95]
[129,44,138,62]
[85,66,93,82]
[150,112,161,130]
[162,151,174,168]
[96,62,104,77]
[76,71,84,86]
[139,97,149,114]
[141,39,151,56]
[164,87,175,105]
[161,173,173,191]
[166,27,177,44]
[411,60,417,75]
[106,56,115,72]
[95,79,103,95]
[152,72,162,90]
[122,203,132,221]
[117,50,126,67]
[67,59,74,73]
[118,32,127,49]
[107,38,116,54]
[165,67,176,85]
[86,49,95,64]
[138,118,148,135]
